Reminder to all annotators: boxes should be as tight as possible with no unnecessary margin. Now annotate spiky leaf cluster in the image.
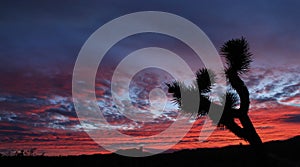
[195,68,216,93]
[221,37,252,74]
[166,68,215,116]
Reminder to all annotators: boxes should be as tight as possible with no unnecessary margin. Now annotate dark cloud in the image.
[274,92,286,99]
[284,114,300,123]
[282,83,300,94]
[0,125,27,132]
[254,97,277,103]
[44,106,76,118]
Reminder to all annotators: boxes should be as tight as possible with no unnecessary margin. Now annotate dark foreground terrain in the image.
[1,136,300,167]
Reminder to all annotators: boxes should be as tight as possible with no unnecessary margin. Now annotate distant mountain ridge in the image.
[1,136,300,167]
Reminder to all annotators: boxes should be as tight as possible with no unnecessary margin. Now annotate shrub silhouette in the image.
[167,37,262,146]
[10,148,42,157]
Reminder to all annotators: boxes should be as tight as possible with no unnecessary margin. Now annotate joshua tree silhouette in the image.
[166,37,262,146]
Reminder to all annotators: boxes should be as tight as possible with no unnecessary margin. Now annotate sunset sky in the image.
[0,0,299,156]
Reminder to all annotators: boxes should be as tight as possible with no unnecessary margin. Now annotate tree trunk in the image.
[239,114,262,145]
[227,71,262,146]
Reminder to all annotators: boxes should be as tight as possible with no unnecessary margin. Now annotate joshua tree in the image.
[166,37,262,146]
